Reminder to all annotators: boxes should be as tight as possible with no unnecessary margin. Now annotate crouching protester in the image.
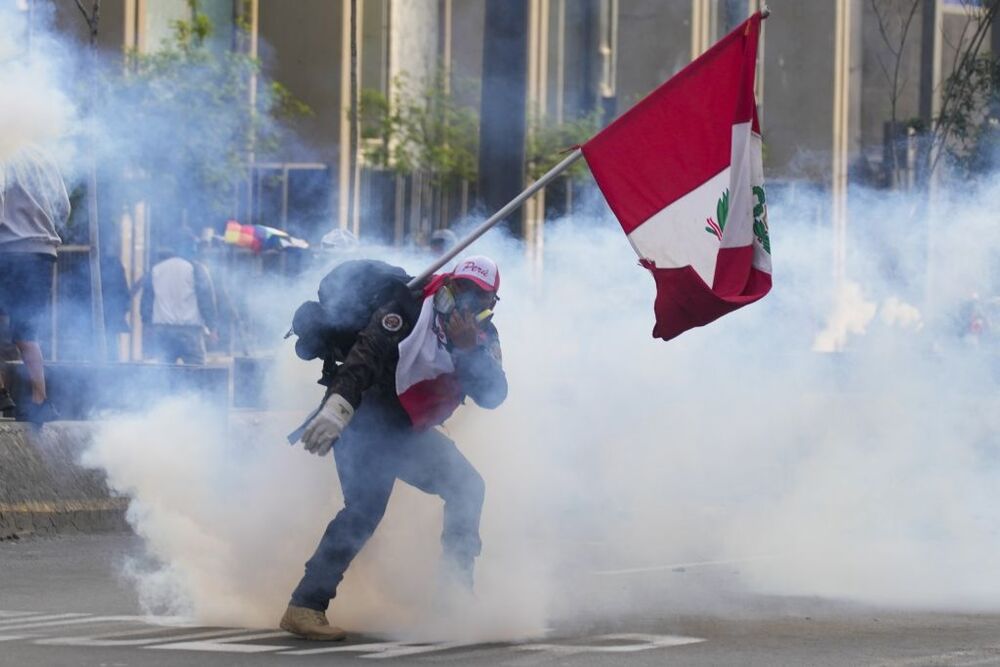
[280,255,507,641]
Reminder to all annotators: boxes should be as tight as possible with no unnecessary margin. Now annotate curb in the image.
[0,422,129,540]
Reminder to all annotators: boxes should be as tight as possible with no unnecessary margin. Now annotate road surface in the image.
[3,534,1000,666]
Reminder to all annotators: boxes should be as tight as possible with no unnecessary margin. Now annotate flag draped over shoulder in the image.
[395,278,464,430]
[582,13,771,341]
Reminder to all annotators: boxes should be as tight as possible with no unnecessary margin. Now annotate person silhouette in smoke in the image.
[140,232,218,365]
[280,255,507,641]
[0,145,69,424]
[428,228,458,257]
[312,227,360,275]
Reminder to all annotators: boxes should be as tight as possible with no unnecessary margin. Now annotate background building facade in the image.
[43,0,999,239]
[24,0,1000,360]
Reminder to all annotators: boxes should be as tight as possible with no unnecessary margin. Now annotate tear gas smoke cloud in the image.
[11,1,1000,643]
[85,178,1000,640]
[0,5,75,165]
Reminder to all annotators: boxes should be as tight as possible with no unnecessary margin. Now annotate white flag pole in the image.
[407,148,583,289]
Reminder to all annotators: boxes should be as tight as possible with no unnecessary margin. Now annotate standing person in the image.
[140,235,218,365]
[313,227,360,273]
[101,254,131,362]
[429,229,458,257]
[0,146,69,424]
[280,256,507,641]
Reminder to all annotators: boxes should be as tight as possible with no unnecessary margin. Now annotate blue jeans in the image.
[0,252,54,342]
[153,325,206,365]
[289,403,485,612]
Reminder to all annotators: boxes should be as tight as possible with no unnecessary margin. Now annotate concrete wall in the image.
[0,423,126,539]
[142,0,189,47]
[390,0,440,86]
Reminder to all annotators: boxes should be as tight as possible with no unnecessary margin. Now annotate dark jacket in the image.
[326,300,507,429]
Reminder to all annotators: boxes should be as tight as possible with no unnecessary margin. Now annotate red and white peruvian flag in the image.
[582,13,771,341]
[396,292,463,430]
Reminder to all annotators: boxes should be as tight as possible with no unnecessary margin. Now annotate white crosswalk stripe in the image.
[0,612,87,627]
[281,640,480,658]
[0,611,44,619]
[0,609,706,659]
[151,630,291,653]
[37,627,254,648]
[516,633,706,654]
[0,614,143,632]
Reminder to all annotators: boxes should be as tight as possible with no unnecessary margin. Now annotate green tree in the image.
[98,0,308,226]
[927,0,1000,181]
[361,70,600,185]
[359,71,479,187]
[525,110,601,180]
[936,51,1000,178]
[870,0,999,186]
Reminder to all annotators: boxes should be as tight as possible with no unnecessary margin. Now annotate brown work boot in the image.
[279,605,347,641]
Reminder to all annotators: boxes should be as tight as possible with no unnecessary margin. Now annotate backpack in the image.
[290,259,416,382]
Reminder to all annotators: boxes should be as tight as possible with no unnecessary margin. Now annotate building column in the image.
[338,0,364,236]
[691,0,718,59]
[754,0,765,120]
[439,0,452,90]
[832,0,850,289]
[478,0,530,238]
[524,0,550,267]
[831,0,862,291]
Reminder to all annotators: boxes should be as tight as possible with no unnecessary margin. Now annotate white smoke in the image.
[0,4,75,164]
[82,174,1000,640]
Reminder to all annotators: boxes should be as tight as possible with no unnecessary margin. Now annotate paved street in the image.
[4,534,1000,666]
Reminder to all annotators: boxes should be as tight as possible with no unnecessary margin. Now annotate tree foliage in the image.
[930,0,1000,181]
[96,0,308,224]
[359,71,479,187]
[525,110,601,180]
[360,69,600,187]
[937,52,1000,178]
[870,0,999,186]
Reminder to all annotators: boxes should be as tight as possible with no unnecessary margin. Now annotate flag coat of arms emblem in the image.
[582,13,770,341]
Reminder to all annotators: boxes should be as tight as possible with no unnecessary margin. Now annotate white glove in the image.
[302,394,354,456]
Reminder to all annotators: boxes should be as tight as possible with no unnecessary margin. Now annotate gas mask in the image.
[433,282,497,322]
